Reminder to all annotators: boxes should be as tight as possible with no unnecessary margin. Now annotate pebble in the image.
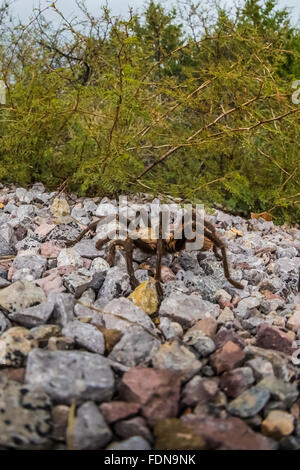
[62,320,105,354]
[152,340,202,381]
[210,340,245,374]
[25,349,115,403]
[227,386,270,418]
[73,401,112,450]
[261,410,294,440]
[0,327,38,366]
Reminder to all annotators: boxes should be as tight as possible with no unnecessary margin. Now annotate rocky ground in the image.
[0,183,299,450]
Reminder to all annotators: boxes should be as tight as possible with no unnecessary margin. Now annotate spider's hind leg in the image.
[124,238,139,290]
[155,212,164,300]
[213,243,223,261]
[204,227,243,290]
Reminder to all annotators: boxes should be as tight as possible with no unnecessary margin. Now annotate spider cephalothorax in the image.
[68,208,244,298]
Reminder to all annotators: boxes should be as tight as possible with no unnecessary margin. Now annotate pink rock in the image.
[287,311,300,332]
[214,328,246,349]
[160,266,176,282]
[220,367,254,398]
[187,318,217,339]
[256,323,293,355]
[210,341,245,374]
[119,367,182,428]
[36,272,65,295]
[35,224,55,238]
[57,265,76,276]
[218,298,234,309]
[182,376,219,407]
[40,242,62,258]
[82,258,92,270]
[181,415,273,450]
[99,401,141,424]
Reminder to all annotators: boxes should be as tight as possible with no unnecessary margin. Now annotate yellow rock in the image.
[50,198,70,217]
[129,279,158,315]
[261,410,294,440]
[231,227,243,237]
[0,203,4,209]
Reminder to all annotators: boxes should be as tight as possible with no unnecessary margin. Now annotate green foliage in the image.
[0,0,299,223]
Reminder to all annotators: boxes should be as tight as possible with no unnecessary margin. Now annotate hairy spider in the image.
[68,208,243,298]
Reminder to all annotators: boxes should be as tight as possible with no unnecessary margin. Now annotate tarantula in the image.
[67,208,243,297]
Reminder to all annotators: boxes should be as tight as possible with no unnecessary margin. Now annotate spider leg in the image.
[204,228,243,290]
[65,218,103,247]
[155,211,164,299]
[124,238,139,290]
[213,243,223,261]
[107,240,117,267]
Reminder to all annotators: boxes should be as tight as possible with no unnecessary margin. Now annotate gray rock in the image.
[74,289,96,317]
[73,239,102,259]
[57,248,83,269]
[0,281,46,313]
[3,202,18,214]
[106,436,151,450]
[73,401,112,450]
[277,246,298,259]
[152,339,202,381]
[259,277,285,294]
[109,325,160,367]
[234,295,262,319]
[0,277,11,288]
[63,270,92,298]
[257,377,298,408]
[11,255,47,280]
[183,330,216,357]
[134,269,150,284]
[62,320,105,354]
[15,237,41,252]
[175,269,224,303]
[98,267,131,302]
[88,271,107,292]
[16,204,35,221]
[0,378,52,449]
[159,317,183,340]
[31,182,45,194]
[0,312,11,335]
[242,316,267,333]
[260,297,285,314]
[95,202,117,217]
[15,188,34,204]
[244,345,291,381]
[71,207,90,226]
[48,292,75,326]
[83,200,98,214]
[101,298,157,333]
[89,257,110,274]
[8,301,54,328]
[114,417,153,443]
[25,349,115,404]
[246,357,274,381]
[46,224,82,243]
[227,386,270,418]
[0,233,15,257]
[274,257,299,278]
[159,292,220,328]
[176,251,201,274]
